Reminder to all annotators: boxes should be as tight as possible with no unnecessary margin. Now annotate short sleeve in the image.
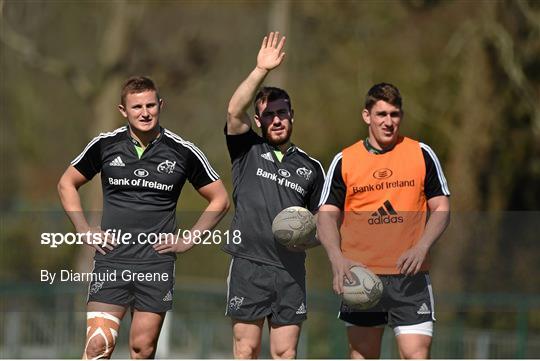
[225,126,261,162]
[306,161,326,213]
[420,143,450,199]
[319,153,346,210]
[185,142,220,189]
[71,137,103,180]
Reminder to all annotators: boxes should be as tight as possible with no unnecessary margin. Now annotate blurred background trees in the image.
[1,0,539,325]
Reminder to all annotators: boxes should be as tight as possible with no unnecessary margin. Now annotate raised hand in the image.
[256,31,286,71]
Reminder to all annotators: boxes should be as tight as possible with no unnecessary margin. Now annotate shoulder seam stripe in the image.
[164,130,219,181]
[319,152,342,207]
[420,143,450,195]
[295,147,326,178]
[164,130,219,180]
[71,126,127,166]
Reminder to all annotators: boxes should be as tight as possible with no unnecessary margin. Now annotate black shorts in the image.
[87,260,175,313]
[339,272,435,328]
[225,257,307,325]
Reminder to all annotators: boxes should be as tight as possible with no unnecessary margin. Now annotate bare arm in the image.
[396,195,450,275]
[317,204,361,294]
[58,166,90,231]
[227,32,286,135]
[57,166,114,254]
[153,180,230,254]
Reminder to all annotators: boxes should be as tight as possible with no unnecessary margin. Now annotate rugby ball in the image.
[342,266,383,309]
[272,206,316,249]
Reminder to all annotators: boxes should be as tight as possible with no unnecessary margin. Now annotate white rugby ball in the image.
[272,206,316,249]
[342,266,383,309]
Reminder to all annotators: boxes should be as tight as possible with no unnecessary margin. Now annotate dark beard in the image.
[261,124,292,146]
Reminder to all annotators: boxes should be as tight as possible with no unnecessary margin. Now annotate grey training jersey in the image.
[223,129,325,269]
[72,126,219,264]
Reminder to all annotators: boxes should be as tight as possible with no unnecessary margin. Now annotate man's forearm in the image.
[320,231,343,261]
[58,183,91,233]
[187,199,229,237]
[228,67,269,118]
[317,212,343,260]
[416,210,450,251]
[227,32,286,134]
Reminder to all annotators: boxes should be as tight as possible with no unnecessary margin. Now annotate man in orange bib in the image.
[318,83,450,359]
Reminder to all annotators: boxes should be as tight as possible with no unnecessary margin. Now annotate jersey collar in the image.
[267,142,296,155]
[126,125,164,147]
[363,137,400,155]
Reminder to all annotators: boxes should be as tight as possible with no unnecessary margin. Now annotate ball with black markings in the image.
[342,266,384,309]
[272,206,317,249]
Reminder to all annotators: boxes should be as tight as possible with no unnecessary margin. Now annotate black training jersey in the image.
[71,125,220,264]
[320,140,450,209]
[223,128,325,269]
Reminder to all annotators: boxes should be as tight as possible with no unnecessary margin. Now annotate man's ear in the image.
[362,108,371,125]
[159,98,164,111]
[290,109,294,123]
[254,115,262,128]
[118,104,128,118]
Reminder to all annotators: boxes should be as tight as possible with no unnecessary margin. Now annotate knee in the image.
[84,336,114,359]
[130,338,156,359]
[349,346,379,359]
[234,341,259,359]
[401,349,429,359]
[130,346,155,359]
[349,349,365,359]
[271,347,296,359]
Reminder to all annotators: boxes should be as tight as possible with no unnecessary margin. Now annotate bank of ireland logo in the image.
[229,296,244,311]
[278,169,291,178]
[157,160,176,174]
[296,167,312,181]
[373,168,393,179]
[134,169,149,178]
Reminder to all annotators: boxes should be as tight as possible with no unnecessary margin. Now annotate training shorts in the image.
[225,257,307,325]
[339,272,435,331]
[87,260,175,313]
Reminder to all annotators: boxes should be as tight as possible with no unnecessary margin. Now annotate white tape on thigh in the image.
[84,312,120,359]
[393,321,433,337]
[87,312,121,323]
